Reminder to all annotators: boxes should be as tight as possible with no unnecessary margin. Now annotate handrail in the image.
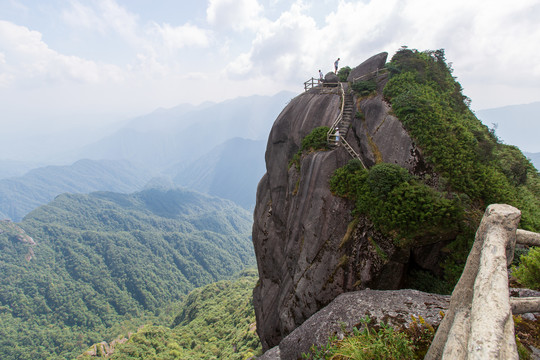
[304,77,321,91]
[425,204,540,360]
[325,83,366,168]
[326,83,345,143]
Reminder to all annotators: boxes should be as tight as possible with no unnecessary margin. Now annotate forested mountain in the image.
[0,159,152,221]
[0,188,254,360]
[172,138,267,209]
[80,270,261,360]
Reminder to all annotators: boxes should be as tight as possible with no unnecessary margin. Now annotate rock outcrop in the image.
[259,288,449,360]
[347,52,388,82]
[324,72,339,84]
[252,52,449,351]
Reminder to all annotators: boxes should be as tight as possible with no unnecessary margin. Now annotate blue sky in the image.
[1,0,539,154]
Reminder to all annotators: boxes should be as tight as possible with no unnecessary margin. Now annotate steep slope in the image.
[0,188,254,360]
[173,138,267,209]
[80,270,261,360]
[252,49,540,351]
[0,159,152,221]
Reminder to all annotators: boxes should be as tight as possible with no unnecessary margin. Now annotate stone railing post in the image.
[425,204,521,360]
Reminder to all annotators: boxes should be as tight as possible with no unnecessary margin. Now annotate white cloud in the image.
[151,23,211,49]
[219,0,540,108]
[225,52,254,78]
[62,0,140,47]
[62,1,107,33]
[225,1,319,81]
[0,52,14,86]
[0,20,124,85]
[2,0,540,133]
[97,0,139,43]
[207,0,264,31]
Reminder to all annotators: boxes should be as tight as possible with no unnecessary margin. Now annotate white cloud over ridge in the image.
[0,0,539,125]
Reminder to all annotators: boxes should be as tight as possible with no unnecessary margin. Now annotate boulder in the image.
[324,72,339,84]
[259,289,449,360]
[347,52,388,82]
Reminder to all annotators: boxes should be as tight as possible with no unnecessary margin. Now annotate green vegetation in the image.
[337,66,351,82]
[351,80,377,96]
[301,126,331,152]
[382,47,539,231]
[331,48,540,292]
[330,162,461,244]
[81,270,261,360]
[513,247,540,290]
[302,316,436,360]
[290,126,330,169]
[0,188,255,360]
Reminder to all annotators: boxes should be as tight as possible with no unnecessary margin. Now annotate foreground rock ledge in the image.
[258,288,449,360]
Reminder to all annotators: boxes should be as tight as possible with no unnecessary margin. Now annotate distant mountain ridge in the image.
[0,159,152,221]
[0,92,295,220]
[0,160,44,180]
[172,137,267,209]
[77,91,294,171]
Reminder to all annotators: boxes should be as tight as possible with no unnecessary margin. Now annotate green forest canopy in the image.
[79,270,261,360]
[0,188,255,360]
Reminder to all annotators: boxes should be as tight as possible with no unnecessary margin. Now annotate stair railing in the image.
[326,83,366,168]
[326,83,345,141]
[304,77,322,91]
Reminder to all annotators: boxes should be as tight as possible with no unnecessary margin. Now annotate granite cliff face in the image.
[252,52,447,351]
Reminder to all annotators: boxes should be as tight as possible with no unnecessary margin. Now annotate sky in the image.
[1,0,540,159]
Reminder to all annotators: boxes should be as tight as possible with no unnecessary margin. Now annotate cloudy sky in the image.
[1,0,539,157]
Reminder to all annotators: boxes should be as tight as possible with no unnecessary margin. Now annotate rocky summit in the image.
[252,52,451,351]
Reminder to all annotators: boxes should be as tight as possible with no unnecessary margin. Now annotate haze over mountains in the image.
[0,159,152,221]
[76,92,294,170]
[476,101,540,169]
[0,91,294,220]
[476,101,540,153]
[0,92,537,223]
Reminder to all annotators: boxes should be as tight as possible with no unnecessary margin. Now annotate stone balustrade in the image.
[425,204,540,360]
